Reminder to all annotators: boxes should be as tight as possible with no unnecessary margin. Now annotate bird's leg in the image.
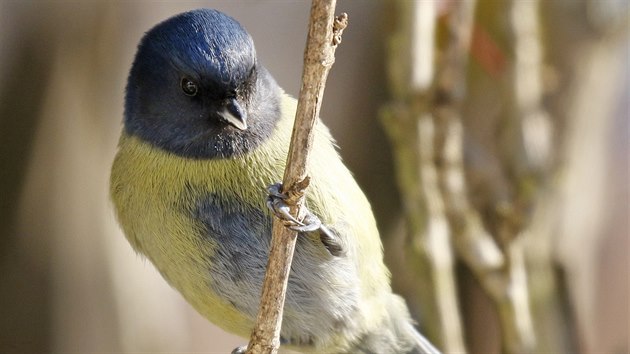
[266,183,345,256]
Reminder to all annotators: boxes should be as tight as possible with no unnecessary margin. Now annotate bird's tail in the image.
[345,295,441,354]
[406,321,442,354]
[392,296,441,354]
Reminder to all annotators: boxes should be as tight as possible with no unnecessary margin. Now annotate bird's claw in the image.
[266,183,321,232]
[267,183,345,257]
[291,213,321,232]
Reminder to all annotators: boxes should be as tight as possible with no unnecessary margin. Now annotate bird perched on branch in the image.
[110,8,439,354]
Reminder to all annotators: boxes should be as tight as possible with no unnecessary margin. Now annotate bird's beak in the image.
[218,98,247,131]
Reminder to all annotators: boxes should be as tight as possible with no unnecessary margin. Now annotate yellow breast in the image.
[110,94,389,339]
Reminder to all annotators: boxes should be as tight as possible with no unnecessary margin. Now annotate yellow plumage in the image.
[110,93,390,349]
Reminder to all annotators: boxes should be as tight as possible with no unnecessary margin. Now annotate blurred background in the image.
[0,1,626,353]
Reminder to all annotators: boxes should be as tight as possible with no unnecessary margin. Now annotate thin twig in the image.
[244,2,347,354]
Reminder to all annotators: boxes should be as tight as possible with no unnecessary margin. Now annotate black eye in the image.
[180,78,198,96]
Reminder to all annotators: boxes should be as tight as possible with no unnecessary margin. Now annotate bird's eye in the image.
[180,78,198,96]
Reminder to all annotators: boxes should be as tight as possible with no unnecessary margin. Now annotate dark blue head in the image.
[124,9,281,159]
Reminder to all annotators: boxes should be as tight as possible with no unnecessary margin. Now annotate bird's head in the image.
[124,9,281,159]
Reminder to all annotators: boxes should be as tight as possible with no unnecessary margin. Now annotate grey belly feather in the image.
[191,191,361,347]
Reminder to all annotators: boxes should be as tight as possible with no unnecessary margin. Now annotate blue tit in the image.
[110,8,439,354]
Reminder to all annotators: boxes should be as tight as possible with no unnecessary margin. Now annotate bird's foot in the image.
[266,183,345,256]
[266,183,320,232]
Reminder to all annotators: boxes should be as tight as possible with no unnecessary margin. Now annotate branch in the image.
[244,2,347,354]
[436,0,542,351]
[380,1,466,352]
[433,1,537,352]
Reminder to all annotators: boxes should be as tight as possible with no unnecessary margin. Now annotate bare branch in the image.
[244,2,347,353]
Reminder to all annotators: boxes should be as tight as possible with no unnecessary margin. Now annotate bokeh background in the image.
[0,1,626,353]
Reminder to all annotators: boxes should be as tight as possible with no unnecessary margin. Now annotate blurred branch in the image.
[384,0,545,352]
[244,1,346,353]
[381,1,466,352]
[471,0,548,352]
[437,0,544,352]
[429,1,537,353]
[431,0,505,285]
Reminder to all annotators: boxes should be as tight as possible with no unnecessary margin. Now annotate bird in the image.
[110,8,440,354]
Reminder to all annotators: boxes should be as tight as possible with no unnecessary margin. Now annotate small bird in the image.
[110,8,439,354]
